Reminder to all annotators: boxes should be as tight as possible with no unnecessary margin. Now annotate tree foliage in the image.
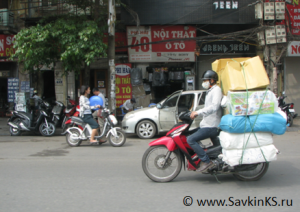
[12,15,107,75]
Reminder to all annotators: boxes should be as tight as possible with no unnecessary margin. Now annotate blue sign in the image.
[20,81,30,92]
[7,78,19,103]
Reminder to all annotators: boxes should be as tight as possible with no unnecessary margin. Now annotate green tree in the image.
[12,14,107,78]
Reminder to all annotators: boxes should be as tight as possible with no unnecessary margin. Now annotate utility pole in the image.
[108,0,116,112]
[270,44,278,95]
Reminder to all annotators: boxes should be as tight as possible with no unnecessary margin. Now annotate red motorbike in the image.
[142,111,269,182]
[62,105,81,131]
[61,97,77,128]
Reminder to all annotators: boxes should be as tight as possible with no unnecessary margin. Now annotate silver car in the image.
[121,90,206,139]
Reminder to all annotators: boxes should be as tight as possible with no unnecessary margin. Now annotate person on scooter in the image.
[79,85,101,144]
[187,70,222,172]
[92,88,105,135]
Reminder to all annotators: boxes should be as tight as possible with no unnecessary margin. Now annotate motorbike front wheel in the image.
[142,146,182,182]
[233,162,269,181]
[108,129,126,147]
[39,122,56,137]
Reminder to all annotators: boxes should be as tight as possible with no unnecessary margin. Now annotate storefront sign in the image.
[0,34,15,60]
[286,4,300,35]
[199,41,256,55]
[127,26,196,62]
[20,81,30,92]
[287,41,300,56]
[115,64,132,107]
[7,78,19,103]
[122,0,255,25]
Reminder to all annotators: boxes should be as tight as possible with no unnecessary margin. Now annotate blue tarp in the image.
[219,113,287,135]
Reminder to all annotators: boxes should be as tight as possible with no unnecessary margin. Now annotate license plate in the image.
[289,109,295,113]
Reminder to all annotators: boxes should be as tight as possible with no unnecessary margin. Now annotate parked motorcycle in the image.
[142,111,270,182]
[278,91,298,127]
[62,107,126,147]
[7,100,56,136]
[61,96,77,129]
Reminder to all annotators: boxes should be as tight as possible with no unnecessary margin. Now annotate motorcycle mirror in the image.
[282,91,285,95]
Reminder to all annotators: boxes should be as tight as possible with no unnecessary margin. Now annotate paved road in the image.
[0,131,299,212]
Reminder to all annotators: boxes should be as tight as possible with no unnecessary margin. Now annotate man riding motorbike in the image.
[187,70,222,172]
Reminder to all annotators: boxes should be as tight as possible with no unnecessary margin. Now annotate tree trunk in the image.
[84,64,90,86]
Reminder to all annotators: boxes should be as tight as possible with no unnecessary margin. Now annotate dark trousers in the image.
[187,127,219,163]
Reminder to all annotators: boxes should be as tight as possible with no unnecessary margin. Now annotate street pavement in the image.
[0,117,300,212]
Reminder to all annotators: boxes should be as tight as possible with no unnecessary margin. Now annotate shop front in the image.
[284,41,300,114]
[126,25,197,105]
[0,34,18,116]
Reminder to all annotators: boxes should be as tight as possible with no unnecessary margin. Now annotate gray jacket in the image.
[196,85,222,128]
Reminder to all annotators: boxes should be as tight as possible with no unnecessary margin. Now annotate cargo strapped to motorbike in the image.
[231,59,269,165]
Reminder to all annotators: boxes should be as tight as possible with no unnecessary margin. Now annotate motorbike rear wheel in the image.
[108,129,126,147]
[233,162,269,181]
[142,146,182,182]
[66,128,82,147]
[287,114,293,127]
[9,118,22,136]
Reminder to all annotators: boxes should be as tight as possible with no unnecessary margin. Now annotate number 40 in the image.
[131,36,150,52]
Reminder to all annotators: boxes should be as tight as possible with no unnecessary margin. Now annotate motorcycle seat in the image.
[71,116,85,124]
[18,111,33,120]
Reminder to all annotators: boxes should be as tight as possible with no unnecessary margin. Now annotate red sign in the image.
[103,32,128,52]
[115,64,132,107]
[0,34,15,60]
[127,26,196,62]
[151,26,196,52]
[286,4,300,35]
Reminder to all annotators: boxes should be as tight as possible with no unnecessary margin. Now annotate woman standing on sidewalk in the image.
[79,85,101,144]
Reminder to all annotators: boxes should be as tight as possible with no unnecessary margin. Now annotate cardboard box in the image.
[212,56,269,95]
[212,57,251,75]
[227,90,278,116]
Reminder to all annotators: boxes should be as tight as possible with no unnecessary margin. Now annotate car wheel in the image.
[136,120,156,139]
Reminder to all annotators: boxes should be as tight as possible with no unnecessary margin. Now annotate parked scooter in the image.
[278,91,298,127]
[61,96,77,129]
[142,111,270,182]
[62,107,126,147]
[7,100,56,136]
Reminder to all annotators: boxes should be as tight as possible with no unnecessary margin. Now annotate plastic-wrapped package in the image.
[152,71,167,86]
[221,144,278,166]
[227,90,278,116]
[130,68,143,86]
[219,131,273,150]
[168,71,174,80]
[219,113,287,135]
[143,83,151,92]
[173,71,184,80]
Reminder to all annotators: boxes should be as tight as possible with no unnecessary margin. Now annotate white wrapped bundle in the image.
[221,144,278,166]
[220,131,273,150]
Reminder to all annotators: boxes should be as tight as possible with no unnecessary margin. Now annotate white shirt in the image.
[98,92,105,108]
[196,85,222,128]
[123,99,134,110]
[79,95,96,117]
